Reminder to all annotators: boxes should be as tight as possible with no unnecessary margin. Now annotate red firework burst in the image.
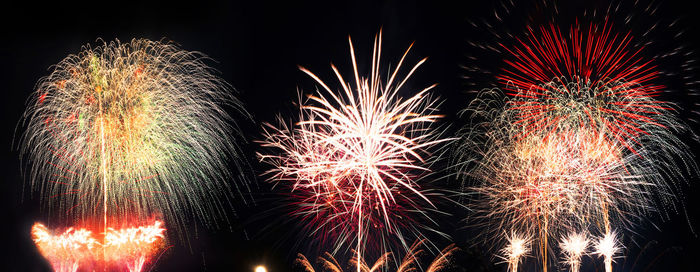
[498,20,673,153]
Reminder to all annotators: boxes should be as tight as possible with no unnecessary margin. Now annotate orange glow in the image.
[32,221,166,272]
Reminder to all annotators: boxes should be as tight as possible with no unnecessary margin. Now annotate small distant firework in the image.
[500,232,531,272]
[20,38,246,231]
[258,32,448,265]
[559,232,589,272]
[594,231,620,272]
[294,240,458,272]
[32,221,165,272]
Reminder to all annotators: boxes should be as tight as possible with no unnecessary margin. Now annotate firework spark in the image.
[32,221,165,272]
[19,38,246,233]
[559,232,589,272]
[594,231,620,272]
[258,32,449,265]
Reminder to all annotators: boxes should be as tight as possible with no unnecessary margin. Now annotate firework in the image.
[594,231,620,272]
[103,220,166,272]
[559,232,589,272]
[500,232,531,272]
[258,32,449,265]
[294,240,458,272]
[498,20,689,157]
[456,20,695,271]
[457,89,657,268]
[31,221,165,272]
[20,38,246,271]
[19,38,246,232]
[32,223,99,272]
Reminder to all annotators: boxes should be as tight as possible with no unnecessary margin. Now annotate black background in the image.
[2,1,699,271]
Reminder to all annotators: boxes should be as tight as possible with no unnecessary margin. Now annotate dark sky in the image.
[2,1,699,271]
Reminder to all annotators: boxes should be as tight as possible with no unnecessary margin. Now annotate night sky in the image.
[2,1,700,271]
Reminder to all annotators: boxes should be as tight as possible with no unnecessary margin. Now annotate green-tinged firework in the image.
[19,38,249,234]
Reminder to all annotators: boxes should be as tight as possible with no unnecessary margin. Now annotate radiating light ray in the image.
[258,31,449,267]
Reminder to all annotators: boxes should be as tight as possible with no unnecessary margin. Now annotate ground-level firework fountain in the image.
[32,221,166,272]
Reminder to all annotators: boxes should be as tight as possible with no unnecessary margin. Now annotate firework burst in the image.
[20,38,248,271]
[499,20,688,157]
[31,223,99,272]
[19,38,247,232]
[456,10,697,270]
[258,32,450,266]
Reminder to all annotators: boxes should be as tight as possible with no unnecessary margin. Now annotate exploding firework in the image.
[32,221,166,272]
[456,18,696,271]
[258,32,449,267]
[498,20,689,157]
[19,38,247,232]
[19,38,247,271]
[559,232,589,272]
